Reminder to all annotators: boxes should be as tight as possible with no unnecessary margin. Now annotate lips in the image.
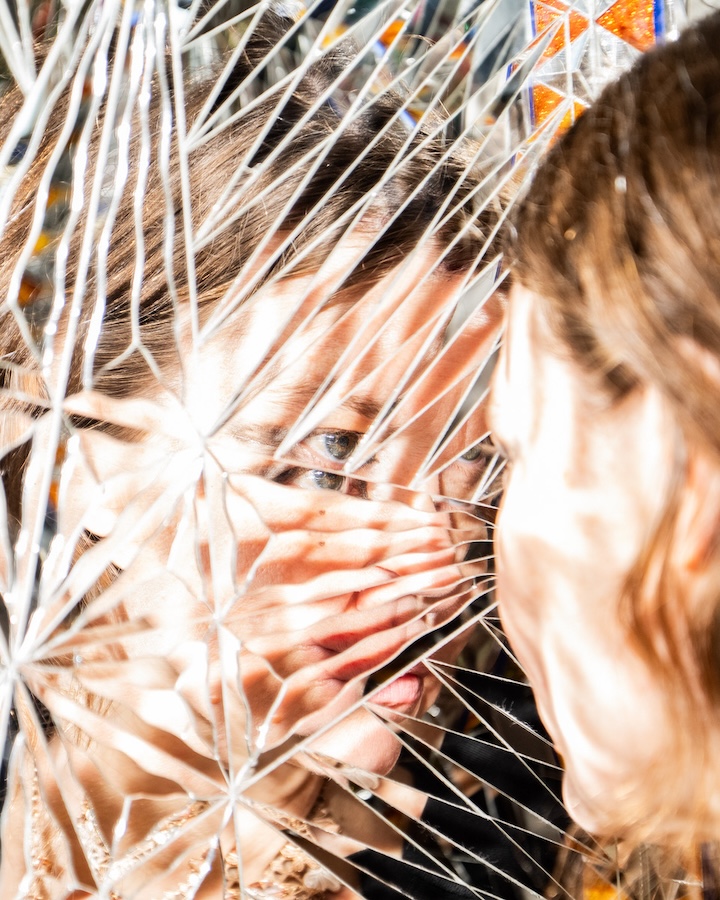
[368,673,423,708]
[310,592,470,696]
[284,596,473,742]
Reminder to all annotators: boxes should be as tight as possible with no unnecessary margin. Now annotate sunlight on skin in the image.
[491,285,720,841]
[12,245,500,892]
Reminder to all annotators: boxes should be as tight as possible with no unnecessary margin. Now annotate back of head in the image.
[510,11,720,450]
[507,10,720,817]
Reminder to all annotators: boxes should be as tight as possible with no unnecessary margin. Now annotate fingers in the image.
[226,473,445,533]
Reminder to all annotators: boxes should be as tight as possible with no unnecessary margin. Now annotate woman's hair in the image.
[0,11,494,521]
[507,13,720,708]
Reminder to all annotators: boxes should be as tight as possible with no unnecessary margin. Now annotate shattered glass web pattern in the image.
[0,0,684,898]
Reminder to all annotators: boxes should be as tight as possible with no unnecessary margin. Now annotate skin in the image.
[3,241,500,897]
[64,241,497,765]
[490,284,698,839]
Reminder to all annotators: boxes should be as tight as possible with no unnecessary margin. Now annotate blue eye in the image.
[461,443,485,461]
[310,470,346,491]
[461,436,501,462]
[322,432,358,460]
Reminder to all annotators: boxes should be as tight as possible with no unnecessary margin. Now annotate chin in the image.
[561,770,614,837]
[561,760,680,844]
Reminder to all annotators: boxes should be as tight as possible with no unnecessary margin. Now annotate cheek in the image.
[427,626,472,673]
[492,471,551,663]
[306,707,404,775]
[555,651,681,838]
[496,482,686,837]
[494,450,647,642]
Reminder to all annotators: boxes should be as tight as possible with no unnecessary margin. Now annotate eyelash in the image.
[460,435,507,463]
[273,430,370,494]
[274,431,509,493]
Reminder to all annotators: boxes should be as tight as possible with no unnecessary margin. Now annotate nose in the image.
[363,468,441,512]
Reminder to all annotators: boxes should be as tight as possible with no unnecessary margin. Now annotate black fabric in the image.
[352,660,569,899]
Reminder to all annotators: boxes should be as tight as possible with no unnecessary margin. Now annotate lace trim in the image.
[29,781,343,899]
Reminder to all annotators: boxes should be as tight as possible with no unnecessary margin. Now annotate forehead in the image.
[502,283,556,371]
[490,282,604,459]
[491,285,545,431]
[182,241,470,439]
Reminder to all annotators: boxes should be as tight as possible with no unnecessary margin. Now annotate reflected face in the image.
[491,284,685,837]
[66,242,499,777]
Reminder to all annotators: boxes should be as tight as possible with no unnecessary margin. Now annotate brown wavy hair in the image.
[508,14,720,714]
[0,9,497,527]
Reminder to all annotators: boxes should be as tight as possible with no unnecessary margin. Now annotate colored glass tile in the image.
[531,82,587,135]
[597,0,657,52]
[533,0,589,60]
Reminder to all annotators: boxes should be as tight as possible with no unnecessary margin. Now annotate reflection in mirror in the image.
[0,1,684,898]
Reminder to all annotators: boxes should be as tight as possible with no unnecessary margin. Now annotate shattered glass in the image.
[0,1,686,898]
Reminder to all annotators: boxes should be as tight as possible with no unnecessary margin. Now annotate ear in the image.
[674,444,720,573]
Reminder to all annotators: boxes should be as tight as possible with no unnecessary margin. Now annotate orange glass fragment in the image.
[533,0,588,60]
[531,83,587,137]
[597,0,656,52]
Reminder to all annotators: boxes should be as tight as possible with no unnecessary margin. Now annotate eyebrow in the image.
[214,310,444,450]
[230,422,288,454]
[223,386,399,454]
[338,393,386,423]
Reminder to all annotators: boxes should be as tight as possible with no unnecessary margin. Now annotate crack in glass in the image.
[0,1,686,898]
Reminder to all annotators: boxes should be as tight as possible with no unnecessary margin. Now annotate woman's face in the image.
[491,284,692,838]
[60,242,500,779]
